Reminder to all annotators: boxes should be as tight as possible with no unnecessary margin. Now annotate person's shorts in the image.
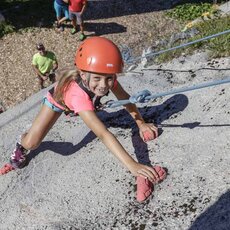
[54,1,69,19]
[42,97,63,113]
[69,11,82,24]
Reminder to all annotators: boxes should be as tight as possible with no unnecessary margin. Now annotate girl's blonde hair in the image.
[53,68,81,105]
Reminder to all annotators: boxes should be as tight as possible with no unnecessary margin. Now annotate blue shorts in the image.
[43,97,63,113]
[54,1,69,19]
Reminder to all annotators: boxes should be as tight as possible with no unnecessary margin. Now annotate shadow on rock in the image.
[188,190,230,230]
[85,0,177,20]
[26,131,97,163]
[27,94,188,165]
[84,22,126,36]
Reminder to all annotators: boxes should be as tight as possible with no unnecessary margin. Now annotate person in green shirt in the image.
[32,43,58,89]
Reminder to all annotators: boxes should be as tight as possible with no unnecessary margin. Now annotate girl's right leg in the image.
[22,104,61,149]
[10,104,62,168]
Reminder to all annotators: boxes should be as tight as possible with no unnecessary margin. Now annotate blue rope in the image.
[126,29,230,64]
[105,29,230,108]
[105,77,230,108]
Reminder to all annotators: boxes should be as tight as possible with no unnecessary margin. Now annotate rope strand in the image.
[125,29,230,64]
[105,77,230,108]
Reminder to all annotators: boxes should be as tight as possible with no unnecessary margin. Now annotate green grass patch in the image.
[0,21,15,37]
[166,1,229,22]
[155,16,230,63]
[166,2,214,21]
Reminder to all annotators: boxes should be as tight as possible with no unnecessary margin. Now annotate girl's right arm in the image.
[78,110,159,182]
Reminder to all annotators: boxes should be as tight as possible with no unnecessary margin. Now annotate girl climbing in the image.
[0,37,166,202]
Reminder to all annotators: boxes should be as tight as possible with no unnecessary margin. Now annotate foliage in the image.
[196,16,230,58]
[155,16,230,63]
[166,2,215,21]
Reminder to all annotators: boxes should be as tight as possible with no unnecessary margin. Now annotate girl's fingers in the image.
[143,129,157,141]
[140,124,158,141]
[146,167,160,181]
[137,167,159,182]
[150,126,158,137]
[143,131,153,142]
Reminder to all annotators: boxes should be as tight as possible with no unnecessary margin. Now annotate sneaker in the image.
[55,21,60,29]
[10,142,28,169]
[71,28,77,35]
[79,33,86,41]
[59,25,64,32]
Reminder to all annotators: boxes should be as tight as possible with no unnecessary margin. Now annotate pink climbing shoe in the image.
[136,165,166,202]
[10,142,28,169]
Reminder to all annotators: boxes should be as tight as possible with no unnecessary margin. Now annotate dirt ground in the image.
[0,1,180,110]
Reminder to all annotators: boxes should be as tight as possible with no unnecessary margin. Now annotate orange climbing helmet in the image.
[75,36,123,74]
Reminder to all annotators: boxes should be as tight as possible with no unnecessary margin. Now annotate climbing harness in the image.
[104,77,230,108]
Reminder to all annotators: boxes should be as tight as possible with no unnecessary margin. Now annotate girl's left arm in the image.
[78,110,159,181]
[111,81,158,141]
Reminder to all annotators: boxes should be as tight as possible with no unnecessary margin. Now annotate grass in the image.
[166,2,215,21]
[166,0,228,21]
[154,14,230,63]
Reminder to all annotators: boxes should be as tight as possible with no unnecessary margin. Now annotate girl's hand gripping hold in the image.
[139,123,158,142]
[128,161,160,183]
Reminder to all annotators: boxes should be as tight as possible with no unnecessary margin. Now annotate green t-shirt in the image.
[32,51,57,74]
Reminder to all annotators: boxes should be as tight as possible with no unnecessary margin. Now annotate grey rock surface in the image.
[219,1,230,14]
[0,52,230,229]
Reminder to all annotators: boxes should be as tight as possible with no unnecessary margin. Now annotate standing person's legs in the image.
[10,103,62,168]
[76,13,86,40]
[59,5,69,24]
[69,11,77,34]
[37,75,45,89]
[58,5,69,31]
[54,1,62,27]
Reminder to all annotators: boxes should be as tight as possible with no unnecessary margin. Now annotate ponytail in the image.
[53,68,81,104]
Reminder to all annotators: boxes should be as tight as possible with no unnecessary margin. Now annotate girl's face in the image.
[82,72,116,97]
